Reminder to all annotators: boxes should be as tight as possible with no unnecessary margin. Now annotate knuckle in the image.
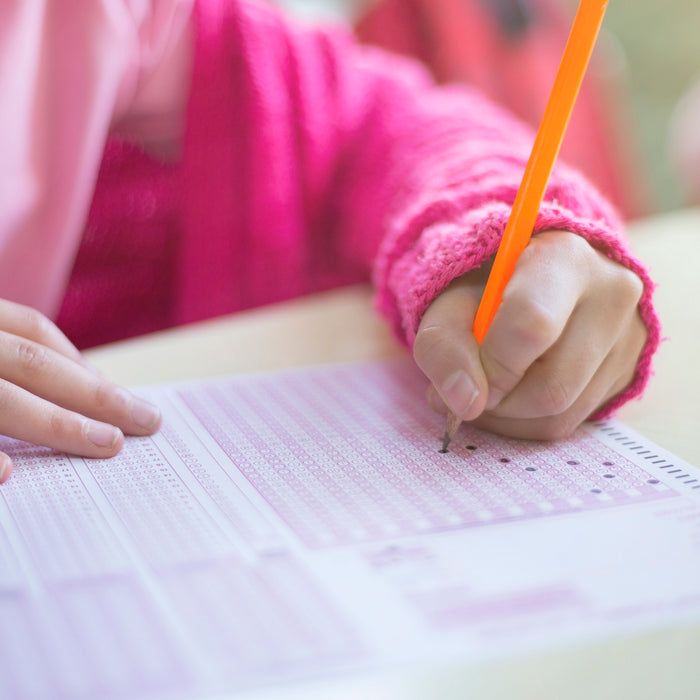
[534,411,581,441]
[595,256,644,311]
[532,229,586,258]
[18,305,55,343]
[563,230,593,260]
[15,340,50,374]
[532,373,573,417]
[506,297,560,350]
[617,268,644,307]
[481,349,520,389]
[91,380,118,413]
[48,408,78,443]
[483,299,558,383]
[521,298,560,342]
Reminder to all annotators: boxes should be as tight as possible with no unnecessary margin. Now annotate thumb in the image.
[413,277,489,422]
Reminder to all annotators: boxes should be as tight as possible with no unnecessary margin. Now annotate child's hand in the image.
[0,300,161,484]
[413,230,647,441]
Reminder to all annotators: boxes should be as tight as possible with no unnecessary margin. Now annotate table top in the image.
[85,207,700,700]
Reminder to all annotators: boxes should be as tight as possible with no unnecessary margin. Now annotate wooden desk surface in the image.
[85,208,700,700]
[616,209,700,466]
[88,207,700,466]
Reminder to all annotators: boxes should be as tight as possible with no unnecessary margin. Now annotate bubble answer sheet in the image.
[1,358,700,700]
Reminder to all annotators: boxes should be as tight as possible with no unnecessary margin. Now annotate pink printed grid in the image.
[0,578,190,699]
[178,360,675,548]
[0,428,364,698]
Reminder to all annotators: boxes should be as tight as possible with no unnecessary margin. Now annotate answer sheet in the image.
[1,358,699,699]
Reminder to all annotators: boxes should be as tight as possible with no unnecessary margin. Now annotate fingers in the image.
[0,452,12,484]
[479,232,589,410]
[481,232,644,412]
[417,230,648,442]
[491,292,640,421]
[414,273,490,422]
[0,330,161,437]
[0,379,125,457]
[472,319,645,441]
[0,299,89,368]
[0,301,162,480]
[426,383,448,415]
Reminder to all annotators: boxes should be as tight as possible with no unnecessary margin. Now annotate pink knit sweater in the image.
[52,0,659,417]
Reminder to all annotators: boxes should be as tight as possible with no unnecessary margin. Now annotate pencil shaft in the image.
[445,1,609,447]
[472,0,609,344]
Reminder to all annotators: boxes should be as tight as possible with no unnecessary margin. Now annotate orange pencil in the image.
[442,0,610,451]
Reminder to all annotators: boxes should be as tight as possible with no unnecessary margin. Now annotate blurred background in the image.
[273,0,700,217]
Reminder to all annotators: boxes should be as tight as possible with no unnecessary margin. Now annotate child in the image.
[0,0,659,483]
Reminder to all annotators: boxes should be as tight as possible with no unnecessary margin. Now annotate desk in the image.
[86,208,700,700]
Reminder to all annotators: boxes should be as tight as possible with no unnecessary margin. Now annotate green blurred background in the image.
[274,0,700,216]
[604,0,700,212]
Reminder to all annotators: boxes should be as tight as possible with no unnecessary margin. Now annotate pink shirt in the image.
[0,0,660,417]
[0,0,193,316]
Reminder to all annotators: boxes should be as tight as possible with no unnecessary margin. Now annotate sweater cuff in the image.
[373,199,662,418]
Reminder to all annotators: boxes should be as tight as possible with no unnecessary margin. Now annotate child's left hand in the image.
[413,230,647,441]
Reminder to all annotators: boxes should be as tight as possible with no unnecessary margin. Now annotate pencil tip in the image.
[440,431,451,453]
[441,411,462,453]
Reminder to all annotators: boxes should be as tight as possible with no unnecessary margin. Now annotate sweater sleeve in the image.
[0,0,193,317]
[184,0,660,415]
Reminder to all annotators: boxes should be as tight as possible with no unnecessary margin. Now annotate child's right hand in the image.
[0,300,161,484]
[413,230,647,441]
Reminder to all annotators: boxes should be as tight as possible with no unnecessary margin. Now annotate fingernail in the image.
[86,421,121,448]
[486,388,504,411]
[130,397,161,430]
[441,371,479,418]
[427,385,448,415]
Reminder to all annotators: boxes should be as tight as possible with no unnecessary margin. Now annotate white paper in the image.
[1,358,699,699]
